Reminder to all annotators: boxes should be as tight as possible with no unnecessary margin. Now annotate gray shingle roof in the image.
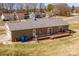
[6,18,68,31]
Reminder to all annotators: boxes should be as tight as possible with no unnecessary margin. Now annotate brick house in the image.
[5,18,70,42]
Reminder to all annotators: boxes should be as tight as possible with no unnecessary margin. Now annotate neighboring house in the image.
[1,12,45,21]
[29,12,46,19]
[5,19,70,42]
[0,13,25,20]
[29,12,35,19]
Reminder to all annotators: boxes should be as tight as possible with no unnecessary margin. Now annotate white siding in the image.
[5,24,12,40]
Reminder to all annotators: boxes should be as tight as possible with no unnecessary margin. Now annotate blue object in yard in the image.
[18,35,31,42]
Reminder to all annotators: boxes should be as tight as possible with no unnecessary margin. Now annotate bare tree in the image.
[53,3,71,16]
[38,3,46,12]
[6,3,15,13]
[0,3,7,14]
[0,3,4,10]
[32,3,37,12]
[25,3,38,12]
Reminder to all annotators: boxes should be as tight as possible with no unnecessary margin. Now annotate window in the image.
[59,26,67,32]
[59,26,63,32]
[38,29,43,34]
[47,28,50,34]
[36,28,47,35]
[48,28,54,35]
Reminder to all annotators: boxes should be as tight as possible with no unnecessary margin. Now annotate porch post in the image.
[47,28,50,35]
[34,34,39,43]
[33,29,39,43]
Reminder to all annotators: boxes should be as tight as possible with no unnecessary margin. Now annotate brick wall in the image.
[10,25,69,42]
[11,29,33,42]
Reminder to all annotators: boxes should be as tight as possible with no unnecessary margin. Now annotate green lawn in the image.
[0,23,79,56]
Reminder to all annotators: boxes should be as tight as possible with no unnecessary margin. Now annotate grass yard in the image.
[0,23,79,56]
[0,30,6,35]
[0,22,5,26]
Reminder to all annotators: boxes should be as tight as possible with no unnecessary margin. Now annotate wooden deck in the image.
[37,34,49,40]
[37,32,70,40]
[48,32,70,39]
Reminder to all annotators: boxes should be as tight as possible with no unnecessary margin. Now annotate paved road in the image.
[64,16,79,23]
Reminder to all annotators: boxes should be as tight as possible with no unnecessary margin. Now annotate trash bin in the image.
[18,35,31,42]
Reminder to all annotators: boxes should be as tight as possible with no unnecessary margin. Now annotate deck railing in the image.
[36,31,71,40]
